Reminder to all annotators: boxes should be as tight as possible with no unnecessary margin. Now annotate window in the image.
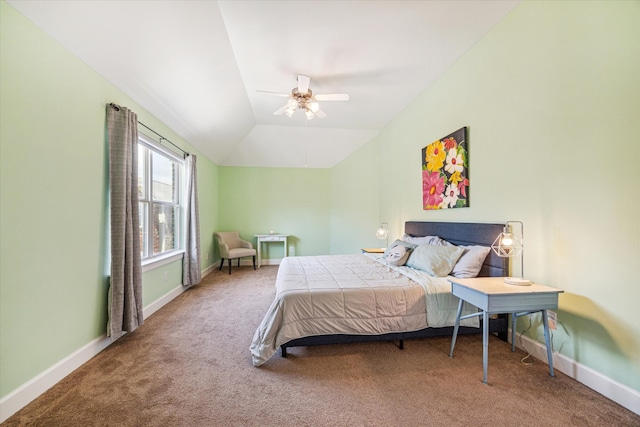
[138,133,184,262]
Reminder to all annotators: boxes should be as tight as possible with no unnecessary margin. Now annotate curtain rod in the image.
[137,122,188,158]
[109,103,188,157]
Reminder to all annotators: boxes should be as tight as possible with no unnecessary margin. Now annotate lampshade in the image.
[307,100,320,113]
[491,221,530,285]
[376,225,388,239]
[281,94,323,120]
[376,223,389,248]
[287,99,298,109]
[491,231,521,258]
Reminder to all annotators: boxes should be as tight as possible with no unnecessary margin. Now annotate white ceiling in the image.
[7,0,519,168]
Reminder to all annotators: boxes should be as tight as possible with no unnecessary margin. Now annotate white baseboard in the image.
[0,278,198,423]
[201,262,217,277]
[511,329,640,416]
[258,258,283,266]
[0,333,112,423]
[143,284,188,319]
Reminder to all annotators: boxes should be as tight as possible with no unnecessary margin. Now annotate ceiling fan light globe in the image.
[287,99,298,109]
[305,110,315,120]
[308,100,320,113]
[285,108,295,118]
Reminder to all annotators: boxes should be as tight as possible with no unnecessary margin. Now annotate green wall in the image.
[332,1,640,391]
[218,167,331,259]
[0,1,218,397]
[330,137,382,254]
[2,0,639,409]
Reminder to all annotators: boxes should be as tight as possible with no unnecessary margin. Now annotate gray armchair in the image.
[214,232,257,274]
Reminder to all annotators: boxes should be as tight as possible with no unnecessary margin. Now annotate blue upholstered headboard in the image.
[404,221,508,278]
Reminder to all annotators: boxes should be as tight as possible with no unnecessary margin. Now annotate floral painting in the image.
[422,127,468,210]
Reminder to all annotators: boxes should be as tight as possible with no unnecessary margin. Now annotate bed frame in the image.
[280,221,509,357]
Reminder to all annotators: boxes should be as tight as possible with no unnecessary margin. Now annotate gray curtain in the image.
[183,154,201,286]
[106,103,143,339]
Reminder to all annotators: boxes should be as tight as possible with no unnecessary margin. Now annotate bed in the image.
[250,221,508,367]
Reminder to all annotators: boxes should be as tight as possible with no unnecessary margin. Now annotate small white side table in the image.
[254,234,290,268]
[448,277,563,384]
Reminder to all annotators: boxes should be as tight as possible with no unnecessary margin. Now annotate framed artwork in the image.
[422,127,468,210]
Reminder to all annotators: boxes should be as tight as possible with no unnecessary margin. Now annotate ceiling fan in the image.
[258,75,349,120]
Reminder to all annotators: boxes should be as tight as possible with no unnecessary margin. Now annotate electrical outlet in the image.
[206,252,210,260]
[163,271,168,283]
[547,310,557,330]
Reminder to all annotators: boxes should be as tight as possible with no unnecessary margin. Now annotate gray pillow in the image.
[401,234,452,246]
[382,240,417,266]
[451,245,491,278]
[406,244,465,276]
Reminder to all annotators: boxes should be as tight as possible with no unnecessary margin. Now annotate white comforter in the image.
[250,254,478,366]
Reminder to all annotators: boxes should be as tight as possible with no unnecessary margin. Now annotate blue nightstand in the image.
[448,277,563,384]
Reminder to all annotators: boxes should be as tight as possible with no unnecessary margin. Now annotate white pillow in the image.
[382,240,417,266]
[451,245,491,278]
[406,244,465,276]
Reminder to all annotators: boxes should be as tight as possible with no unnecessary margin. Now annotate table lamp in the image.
[491,220,531,285]
[376,223,389,249]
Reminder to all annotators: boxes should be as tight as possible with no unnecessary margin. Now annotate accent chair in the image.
[214,232,257,274]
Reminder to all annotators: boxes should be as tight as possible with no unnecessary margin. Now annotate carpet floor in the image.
[3,265,639,426]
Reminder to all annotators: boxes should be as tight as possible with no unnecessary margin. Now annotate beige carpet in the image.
[3,266,639,426]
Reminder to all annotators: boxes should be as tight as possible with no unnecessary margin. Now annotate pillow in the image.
[451,245,491,278]
[382,240,417,266]
[401,234,452,246]
[406,244,465,276]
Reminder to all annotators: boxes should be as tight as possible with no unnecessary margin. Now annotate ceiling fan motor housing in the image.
[291,87,313,109]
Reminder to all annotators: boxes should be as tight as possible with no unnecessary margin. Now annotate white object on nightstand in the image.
[503,277,532,286]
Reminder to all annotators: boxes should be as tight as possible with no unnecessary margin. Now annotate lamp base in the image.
[504,277,532,286]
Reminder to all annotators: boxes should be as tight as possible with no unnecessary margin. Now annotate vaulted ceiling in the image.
[8,0,519,168]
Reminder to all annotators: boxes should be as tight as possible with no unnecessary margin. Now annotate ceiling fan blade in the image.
[315,93,350,101]
[273,104,289,115]
[257,90,290,98]
[315,108,327,119]
[297,75,310,94]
